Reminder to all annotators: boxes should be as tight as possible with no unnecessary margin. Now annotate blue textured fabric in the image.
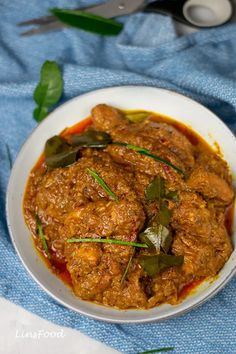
[1,1,236,353]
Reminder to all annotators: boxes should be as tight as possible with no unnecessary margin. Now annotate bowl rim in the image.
[6,85,236,323]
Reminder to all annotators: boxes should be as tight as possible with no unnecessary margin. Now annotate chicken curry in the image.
[24,104,234,309]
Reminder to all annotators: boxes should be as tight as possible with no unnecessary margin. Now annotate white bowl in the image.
[6,86,236,323]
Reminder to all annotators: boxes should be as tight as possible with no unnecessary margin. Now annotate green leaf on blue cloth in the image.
[51,8,123,36]
[33,60,63,122]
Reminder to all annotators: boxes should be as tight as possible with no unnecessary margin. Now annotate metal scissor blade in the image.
[20,22,65,37]
[78,0,145,18]
[19,0,145,36]
[18,15,56,27]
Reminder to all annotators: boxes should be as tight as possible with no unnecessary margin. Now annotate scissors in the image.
[18,0,233,36]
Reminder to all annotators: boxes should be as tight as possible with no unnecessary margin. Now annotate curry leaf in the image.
[45,148,79,168]
[86,168,119,202]
[68,129,112,148]
[145,176,165,201]
[44,135,79,168]
[139,227,162,251]
[66,238,148,248]
[165,190,179,202]
[45,135,69,157]
[51,8,123,36]
[160,227,172,254]
[158,201,172,226]
[33,60,63,122]
[139,254,184,277]
[33,106,48,122]
[44,131,112,169]
[139,225,172,253]
[125,111,150,123]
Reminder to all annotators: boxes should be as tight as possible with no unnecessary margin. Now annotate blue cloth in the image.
[0,1,236,353]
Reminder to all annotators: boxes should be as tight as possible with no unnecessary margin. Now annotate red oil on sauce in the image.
[61,117,92,137]
[225,202,235,235]
[32,153,46,172]
[149,113,200,146]
[32,117,92,287]
[32,116,92,172]
[33,235,73,287]
[178,278,205,300]
[50,256,73,287]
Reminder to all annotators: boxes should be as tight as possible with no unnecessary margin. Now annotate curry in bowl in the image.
[24,104,235,310]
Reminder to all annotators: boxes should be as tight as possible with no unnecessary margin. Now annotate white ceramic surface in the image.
[6,86,236,323]
[183,0,232,27]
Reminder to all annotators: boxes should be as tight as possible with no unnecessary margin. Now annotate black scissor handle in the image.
[144,0,192,26]
[144,0,233,28]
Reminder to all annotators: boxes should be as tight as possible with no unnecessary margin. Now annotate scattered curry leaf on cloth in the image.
[51,8,123,36]
[138,348,174,354]
[33,60,63,122]
[5,143,13,169]
[138,347,174,354]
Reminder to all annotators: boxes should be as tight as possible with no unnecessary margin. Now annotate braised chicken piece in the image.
[24,104,234,309]
[187,166,234,204]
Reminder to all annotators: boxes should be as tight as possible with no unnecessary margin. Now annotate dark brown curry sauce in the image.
[27,110,234,303]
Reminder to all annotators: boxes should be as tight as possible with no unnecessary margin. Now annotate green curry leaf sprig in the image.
[140,254,183,277]
[33,61,63,122]
[141,176,175,253]
[44,130,112,168]
[139,225,172,255]
[145,175,165,202]
[51,8,123,36]
[138,176,183,277]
